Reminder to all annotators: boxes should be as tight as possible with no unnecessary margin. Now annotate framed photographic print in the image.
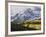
[8,1,45,35]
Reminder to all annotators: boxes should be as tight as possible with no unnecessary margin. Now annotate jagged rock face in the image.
[11,6,41,24]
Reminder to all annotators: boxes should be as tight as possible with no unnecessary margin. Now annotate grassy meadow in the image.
[11,19,41,31]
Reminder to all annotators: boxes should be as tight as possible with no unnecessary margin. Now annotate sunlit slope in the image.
[22,20,41,30]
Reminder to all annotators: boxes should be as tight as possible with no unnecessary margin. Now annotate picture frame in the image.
[5,1,45,36]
